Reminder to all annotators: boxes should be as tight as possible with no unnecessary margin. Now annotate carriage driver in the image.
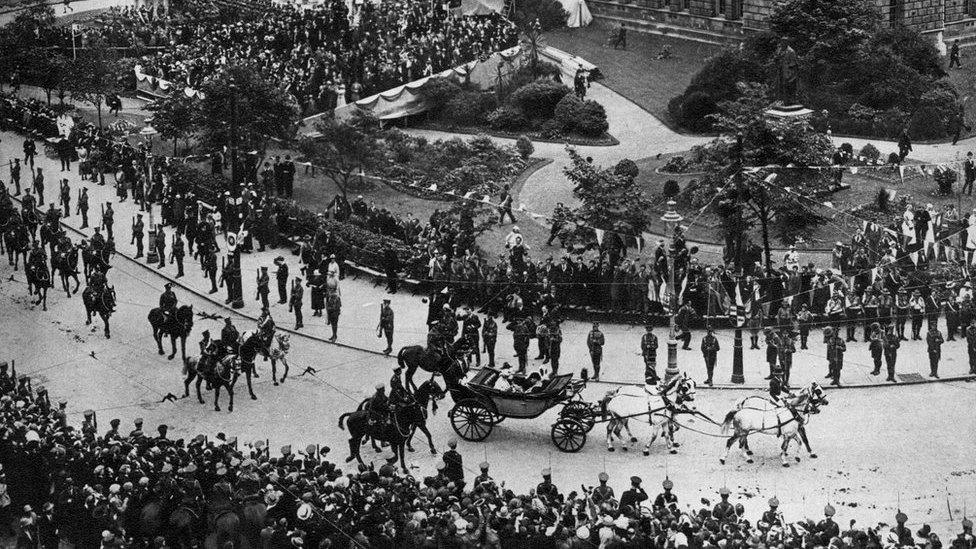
[768,369,793,407]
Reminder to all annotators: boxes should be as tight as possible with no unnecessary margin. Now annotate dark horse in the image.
[4,222,29,270]
[25,255,51,310]
[148,305,194,360]
[82,284,116,338]
[233,331,265,402]
[52,244,81,297]
[356,378,445,455]
[397,345,461,392]
[136,498,199,548]
[339,407,414,471]
[183,354,241,412]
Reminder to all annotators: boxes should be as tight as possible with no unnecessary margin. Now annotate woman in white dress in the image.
[334,82,347,109]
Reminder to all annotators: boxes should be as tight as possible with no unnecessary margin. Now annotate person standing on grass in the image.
[949,39,961,69]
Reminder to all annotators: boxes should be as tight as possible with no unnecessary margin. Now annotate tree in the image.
[24,51,70,106]
[708,84,831,267]
[196,61,299,152]
[147,92,199,156]
[70,38,118,129]
[297,111,381,197]
[517,18,547,75]
[563,147,654,236]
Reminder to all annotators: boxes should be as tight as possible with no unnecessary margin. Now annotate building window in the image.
[718,0,726,15]
[682,0,689,10]
[968,0,976,17]
[725,0,740,19]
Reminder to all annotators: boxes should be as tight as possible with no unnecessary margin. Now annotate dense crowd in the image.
[3,366,975,548]
[77,0,517,113]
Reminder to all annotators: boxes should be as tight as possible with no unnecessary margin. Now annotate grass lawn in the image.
[946,47,976,141]
[546,20,720,130]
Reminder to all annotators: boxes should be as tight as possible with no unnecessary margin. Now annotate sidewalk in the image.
[5,129,976,390]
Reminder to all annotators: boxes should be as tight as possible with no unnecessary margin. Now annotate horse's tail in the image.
[721,410,738,434]
[338,412,350,430]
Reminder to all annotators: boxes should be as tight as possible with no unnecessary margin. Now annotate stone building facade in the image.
[588,0,976,47]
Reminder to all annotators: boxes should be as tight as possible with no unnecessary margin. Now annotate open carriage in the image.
[446,368,599,452]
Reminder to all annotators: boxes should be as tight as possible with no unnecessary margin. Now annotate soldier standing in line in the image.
[289,277,304,329]
[763,327,781,380]
[779,330,796,388]
[548,320,563,374]
[712,487,735,523]
[171,232,185,278]
[641,325,659,384]
[927,323,944,378]
[868,323,883,375]
[966,319,976,374]
[256,266,270,309]
[377,299,394,355]
[274,257,289,304]
[946,293,960,341]
[77,187,89,228]
[883,324,900,382]
[796,303,812,349]
[482,314,497,368]
[131,214,145,258]
[587,322,605,381]
[154,228,166,269]
[895,288,910,340]
[9,159,20,195]
[59,179,70,218]
[700,327,720,386]
[825,327,846,387]
[203,245,218,294]
[101,201,113,241]
[653,478,678,514]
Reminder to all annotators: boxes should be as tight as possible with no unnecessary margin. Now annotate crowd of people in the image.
[75,0,517,114]
[2,367,975,548]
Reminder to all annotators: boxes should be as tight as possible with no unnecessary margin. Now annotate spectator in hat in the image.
[618,476,647,515]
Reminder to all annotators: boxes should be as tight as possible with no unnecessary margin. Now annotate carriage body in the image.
[447,368,594,452]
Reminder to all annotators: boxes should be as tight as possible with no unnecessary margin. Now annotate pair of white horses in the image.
[599,375,828,467]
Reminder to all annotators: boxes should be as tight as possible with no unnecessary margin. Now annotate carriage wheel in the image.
[450,399,494,442]
[489,413,506,425]
[560,401,595,433]
[551,418,587,453]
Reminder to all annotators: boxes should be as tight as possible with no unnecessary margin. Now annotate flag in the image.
[732,282,747,327]
[679,272,689,303]
[594,228,604,245]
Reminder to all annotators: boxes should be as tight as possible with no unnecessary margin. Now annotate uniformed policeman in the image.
[105,418,121,440]
[442,438,464,489]
[473,462,493,489]
[159,283,177,323]
[618,476,648,515]
[641,325,659,384]
[761,497,783,528]
[536,469,559,501]
[587,322,605,380]
[377,299,394,355]
[171,232,185,278]
[712,487,735,523]
[274,257,289,304]
[817,504,840,542]
[653,477,678,514]
[591,472,615,505]
[256,266,270,309]
[131,214,145,258]
[129,417,143,438]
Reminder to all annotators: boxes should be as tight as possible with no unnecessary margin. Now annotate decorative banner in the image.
[594,228,604,245]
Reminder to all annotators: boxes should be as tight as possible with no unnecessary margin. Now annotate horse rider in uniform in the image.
[591,472,615,505]
[159,283,177,325]
[257,307,276,341]
[367,383,390,429]
[389,365,411,406]
[653,478,678,514]
[221,318,240,356]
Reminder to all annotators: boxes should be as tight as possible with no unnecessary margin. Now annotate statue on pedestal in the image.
[774,40,800,105]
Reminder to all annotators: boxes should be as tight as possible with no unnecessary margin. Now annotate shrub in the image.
[662,156,691,173]
[614,158,639,179]
[516,135,534,159]
[509,80,570,119]
[859,143,881,162]
[539,119,563,139]
[442,91,495,125]
[887,152,901,164]
[908,105,948,140]
[839,143,854,156]
[554,94,584,131]
[575,100,609,137]
[934,167,957,196]
[671,91,718,133]
[663,179,680,198]
[421,78,463,115]
[486,106,528,131]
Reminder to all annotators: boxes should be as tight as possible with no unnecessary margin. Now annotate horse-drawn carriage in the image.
[446,368,599,452]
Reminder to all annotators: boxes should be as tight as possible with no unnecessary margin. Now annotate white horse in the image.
[720,382,828,467]
[602,373,698,455]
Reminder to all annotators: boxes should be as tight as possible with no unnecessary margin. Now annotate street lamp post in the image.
[730,134,746,384]
[660,200,684,383]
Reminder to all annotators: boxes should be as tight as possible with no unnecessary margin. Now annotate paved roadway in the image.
[3,235,976,538]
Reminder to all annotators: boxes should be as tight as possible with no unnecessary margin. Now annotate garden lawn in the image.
[946,47,976,140]
[546,20,720,130]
